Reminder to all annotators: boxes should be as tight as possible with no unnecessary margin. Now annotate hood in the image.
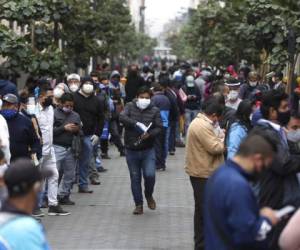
[0,80,13,88]
[110,70,121,80]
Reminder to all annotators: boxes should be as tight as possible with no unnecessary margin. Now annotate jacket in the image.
[165,88,179,122]
[125,73,144,103]
[53,108,81,147]
[254,119,300,209]
[204,160,272,250]
[226,122,248,159]
[181,84,201,110]
[151,92,170,128]
[0,80,18,97]
[0,115,10,163]
[120,100,163,151]
[185,113,224,178]
[73,91,104,136]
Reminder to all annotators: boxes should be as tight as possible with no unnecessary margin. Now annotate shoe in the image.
[59,196,75,205]
[90,179,101,185]
[169,151,175,156]
[78,187,93,193]
[133,205,143,215]
[120,151,126,157]
[48,205,70,216]
[101,154,111,159]
[176,141,185,148]
[146,196,156,210]
[97,167,108,173]
[157,168,166,172]
[32,208,45,218]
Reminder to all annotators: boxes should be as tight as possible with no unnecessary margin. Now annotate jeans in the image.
[54,145,76,197]
[185,109,199,134]
[78,136,94,188]
[154,127,167,168]
[190,177,206,250]
[40,148,59,206]
[126,148,156,206]
[168,121,176,152]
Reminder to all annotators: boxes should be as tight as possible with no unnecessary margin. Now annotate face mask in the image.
[43,97,53,108]
[287,129,300,143]
[228,90,239,101]
[0,109,18,119]
[53,88,64,99]
[249,81,258,87]
[136,98,151,110]
[26,104,36,115]
[82,84,94,95]
[69,84,79,93]
[186,81,195,87]
[277,110,291,126]
[62,107,72,114]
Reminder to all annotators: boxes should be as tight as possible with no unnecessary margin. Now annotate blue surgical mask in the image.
[0,109,18,119]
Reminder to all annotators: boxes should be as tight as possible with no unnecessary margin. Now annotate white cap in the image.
[67,73,80,82]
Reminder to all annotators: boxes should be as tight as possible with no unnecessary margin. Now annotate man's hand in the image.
[136,122,148,133]
[64,123,79,133]
[91,135,99,146]
[260,207,279,225]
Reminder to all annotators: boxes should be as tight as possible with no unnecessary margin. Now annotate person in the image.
[269,72,285,91]
[0,67,18,97]
[226,100,253,159]
[67,73,81,93]
[141,65,155,87]
[151,83,171,171]
[125,65,144,103]
[185,98,225,250]
[239,71,260,100]
[53,93,81,205]
[204,134,279,250]
[0,94,39,162]
[225,78,242,110]
[73,77,104,192]
[53,83,70,106]
[279,209,300,250]
[0,112,10,164]
[36,85,70,216]
[120,86,163,215]
[0,159,51,249]
[286,113,300,155]
[182,75,201,133]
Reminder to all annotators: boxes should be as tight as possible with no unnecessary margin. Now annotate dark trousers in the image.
[154,127,167,169]
[168,120,176,152]
[190,176,207,250]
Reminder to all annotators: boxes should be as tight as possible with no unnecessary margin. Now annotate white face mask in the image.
[249,81,258,87]
[287,129,300,143]
[187,81,195,87]
[53,88,64,99]
[26,104,36,115]
[82,84,94,95]
[228,90,239,101]
[137,98,151,110]
[69,84,79,92]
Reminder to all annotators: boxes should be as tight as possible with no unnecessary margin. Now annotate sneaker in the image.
[146,196,156,210]
[176,141,185,148]
[59,196,75,205]
[48,205,70,216]
[90,179,101,185]
[78,187,93,193]
[133,205,143,215]
[97,167,108,173]
[32,208,45,218]
[169,151,175,156]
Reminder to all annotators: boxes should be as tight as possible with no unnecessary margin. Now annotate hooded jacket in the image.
[120,100,163,151]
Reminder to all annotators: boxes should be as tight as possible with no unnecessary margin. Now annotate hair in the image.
[291,111,300,120]
[236,134,277,158]
[136,86,152,97]
[60,93,74,104]
[19,90,29,104]
[39,84,52,96]
[90,71,99,78]
[260,90,288,119]
[202,97,224,116]
[212,92,226,106]
[236,100,253,130]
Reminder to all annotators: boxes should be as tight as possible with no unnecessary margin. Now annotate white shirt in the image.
[0,115,10,163]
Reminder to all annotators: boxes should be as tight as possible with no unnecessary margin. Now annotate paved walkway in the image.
[42,148,194,250]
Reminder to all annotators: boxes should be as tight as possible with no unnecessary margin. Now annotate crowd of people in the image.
[0,61,299,249]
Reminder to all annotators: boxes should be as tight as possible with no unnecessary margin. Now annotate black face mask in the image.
[277,110,291,126]
[43,97,53,108]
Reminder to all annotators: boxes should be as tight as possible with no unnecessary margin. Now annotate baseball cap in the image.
[4,158,52,197]
[3,94,18,104]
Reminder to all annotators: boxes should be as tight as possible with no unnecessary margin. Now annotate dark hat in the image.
[3,93,19,104]
[225,78,241,87]
[4,159,52,197]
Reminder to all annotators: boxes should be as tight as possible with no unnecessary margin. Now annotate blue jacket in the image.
[226,122,248,159]
[151,92,170,128]
[204,160,272,250]
[0,80,18,97]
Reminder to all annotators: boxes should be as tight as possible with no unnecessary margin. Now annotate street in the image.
[42,148,194,250]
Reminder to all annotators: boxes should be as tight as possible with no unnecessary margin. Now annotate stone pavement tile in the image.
[43,148,194,250]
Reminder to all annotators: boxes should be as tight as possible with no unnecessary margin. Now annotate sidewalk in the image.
[42,148,194,250]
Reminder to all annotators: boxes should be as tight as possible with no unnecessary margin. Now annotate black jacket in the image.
[53,108,81,147]
[120,100,163,151]
[165,88,179,122]
[73,91,104,136]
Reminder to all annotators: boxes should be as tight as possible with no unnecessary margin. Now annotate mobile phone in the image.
[275,206,296,219]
